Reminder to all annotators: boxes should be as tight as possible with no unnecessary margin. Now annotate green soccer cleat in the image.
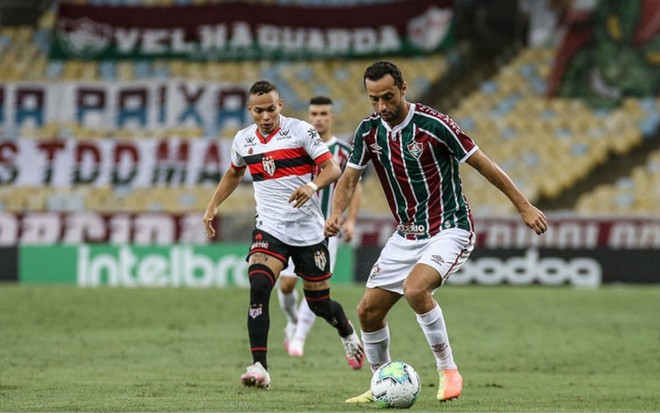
[344,389,374,404]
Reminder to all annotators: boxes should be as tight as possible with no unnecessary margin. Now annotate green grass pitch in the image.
[1,284,659,412]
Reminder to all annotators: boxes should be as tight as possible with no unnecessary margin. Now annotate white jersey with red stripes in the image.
[230,115,333,246]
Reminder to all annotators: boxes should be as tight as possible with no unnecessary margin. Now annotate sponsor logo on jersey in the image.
[407,141,423,159]
[313,250,327,270]
[370,142,383,155]
[245,136,257,146]
[262,155,276,176]
[276,130,291,140]
[396,223,426,235]
[251,233,269,250]
[249,305,263,319]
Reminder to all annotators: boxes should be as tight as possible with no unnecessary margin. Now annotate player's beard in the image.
[381,104,403,124]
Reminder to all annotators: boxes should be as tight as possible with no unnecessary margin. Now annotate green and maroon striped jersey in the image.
[319,136,352,219]
[348,103,477,239]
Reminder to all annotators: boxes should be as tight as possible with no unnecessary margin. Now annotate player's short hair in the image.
[363,61,405,89]
[249,80,278,96]
[309,96,333,105]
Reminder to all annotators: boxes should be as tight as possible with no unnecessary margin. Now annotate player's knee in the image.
[402,279,432,310]
[279,276,297,294]
[248,264,276,304]
[357,300,384,325]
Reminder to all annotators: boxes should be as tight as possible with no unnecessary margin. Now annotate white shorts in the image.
[366,228,475,295]
[280,235,339,278]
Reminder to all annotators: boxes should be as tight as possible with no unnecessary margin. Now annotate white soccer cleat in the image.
[341,331,365,370]
[240,362,271,389]
[287,338,305,357]
[283,321,296,352]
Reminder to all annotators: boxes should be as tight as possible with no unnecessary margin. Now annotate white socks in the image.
[416,304,456,370]
[277,287,298,324]
[292,298,316,342]
[361,324,391,372]
[278,288,317,347]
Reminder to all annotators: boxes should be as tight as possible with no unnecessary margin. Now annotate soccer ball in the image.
[370,361,421,409]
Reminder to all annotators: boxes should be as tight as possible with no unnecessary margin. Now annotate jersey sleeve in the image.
[300,121,331,162]
[438,114,478,163]
[230,138,246,170]
[347,122,370,170]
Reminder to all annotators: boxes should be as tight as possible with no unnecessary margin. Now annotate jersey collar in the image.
[256,126,282,144]
[380,102,415,134]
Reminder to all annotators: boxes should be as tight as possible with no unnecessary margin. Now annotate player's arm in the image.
[289,156,341,208]
[325,166,361,238]
[465,149,548,235]
[341,180,362,242]
[203,166,246,238]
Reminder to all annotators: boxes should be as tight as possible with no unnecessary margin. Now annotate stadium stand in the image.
[1,0,658,217]
[575,146,660,214]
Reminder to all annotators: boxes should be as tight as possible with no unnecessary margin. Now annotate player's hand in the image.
[342,220,356,242]
[289,184,315,208]
[521,205,548,235]
[203,205,218,238]
[324,213,344,238]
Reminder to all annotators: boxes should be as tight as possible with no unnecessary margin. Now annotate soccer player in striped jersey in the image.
[203,81,364,390]
[325,61,548,403]
[277,96,363,361]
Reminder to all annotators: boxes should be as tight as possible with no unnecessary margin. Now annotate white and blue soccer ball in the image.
[370,361,421,409]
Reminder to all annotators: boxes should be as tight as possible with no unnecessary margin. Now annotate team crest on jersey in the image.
[249,305,263,319]
[407,141,423,159]
[313,250,327,270]
[370,142,383,155]
[262,155,276,176]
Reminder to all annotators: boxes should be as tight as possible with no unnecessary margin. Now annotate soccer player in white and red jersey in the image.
[203,81,364,389]
[277,96,363,361]
[325,61,548,404]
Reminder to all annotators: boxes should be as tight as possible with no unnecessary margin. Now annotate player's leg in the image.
[343,287,400,404]
[288,298,315,356]
[289,235,338,355]
[345,233,413,404]
[302,277,364,369]
[241,230,287,389]
[356,287,401,371]
[293,241,364,369]
[403,228,474,401]
[277,259,299,352]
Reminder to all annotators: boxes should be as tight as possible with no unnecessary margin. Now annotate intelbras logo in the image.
[76,245,249,287]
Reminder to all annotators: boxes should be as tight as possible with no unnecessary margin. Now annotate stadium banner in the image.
[547,1,660,108]
[17,244,354,287]
[355,216,660,286]
[49,0,454,61]
[0,80,249,136]
[0,212,211,246]
[0,137,233,188]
